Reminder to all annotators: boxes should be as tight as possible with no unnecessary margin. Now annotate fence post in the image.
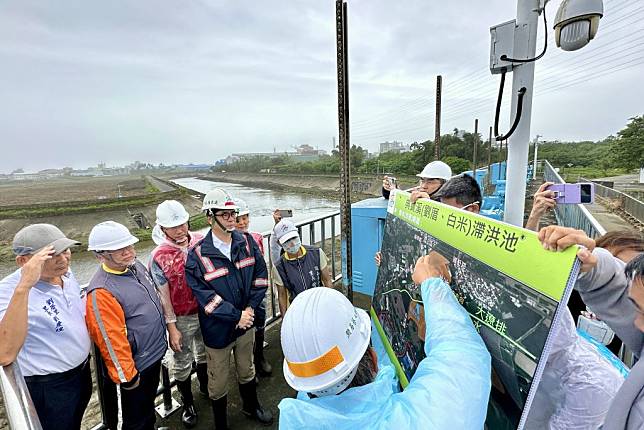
[154,364,181,418]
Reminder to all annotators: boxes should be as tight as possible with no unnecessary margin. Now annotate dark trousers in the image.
[25,357,92,430]
[121,359,162,430]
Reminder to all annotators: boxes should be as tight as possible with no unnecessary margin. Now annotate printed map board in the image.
[371,191,580,429]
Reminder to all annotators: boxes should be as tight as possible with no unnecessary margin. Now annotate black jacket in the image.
[185,230,268,348]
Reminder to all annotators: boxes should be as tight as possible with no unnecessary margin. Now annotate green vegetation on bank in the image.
[0,190,186,219]
[217,116,642,178]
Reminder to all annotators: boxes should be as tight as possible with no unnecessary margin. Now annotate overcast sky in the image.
[1,0,642,173]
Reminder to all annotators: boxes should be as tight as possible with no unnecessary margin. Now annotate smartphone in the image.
[546,183,594,204]
[278,209,293,218]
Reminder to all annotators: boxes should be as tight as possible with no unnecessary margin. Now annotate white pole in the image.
[503,0,540,226]
[532,135,540,180]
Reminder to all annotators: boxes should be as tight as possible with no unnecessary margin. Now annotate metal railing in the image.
[543,160,607,238]
[581,177,644,227]
[0,363,42,430]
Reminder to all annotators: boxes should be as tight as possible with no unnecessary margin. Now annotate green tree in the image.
[612,116,644,170]
[442,156,470,174]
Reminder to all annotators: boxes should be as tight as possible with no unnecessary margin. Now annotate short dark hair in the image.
[625,253,644,282]
[434,174,482,207]
[345,347,376,391]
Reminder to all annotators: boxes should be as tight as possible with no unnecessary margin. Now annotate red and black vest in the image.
[150,232,203,316]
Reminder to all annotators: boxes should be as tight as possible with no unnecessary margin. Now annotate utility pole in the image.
[473,118,479,172]
[434,75,442,160]
[503,0,540,226]
[335,0,353,303]
[532,134,541,180]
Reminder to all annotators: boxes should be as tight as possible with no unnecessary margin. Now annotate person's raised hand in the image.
[382,176,393,192]
[19,245,55,288]
[272,209,282,225]
[538,225,595,253]
[576,248,598,273]
[410,190,430,204]
[531,182,556,218]
[412,251,451,285]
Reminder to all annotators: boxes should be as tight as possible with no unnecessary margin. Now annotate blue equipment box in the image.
[351,197,388,296]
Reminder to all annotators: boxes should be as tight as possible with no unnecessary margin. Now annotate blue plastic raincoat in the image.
[278,277,491,429]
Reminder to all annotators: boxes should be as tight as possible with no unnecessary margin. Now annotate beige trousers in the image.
[205,328,256,400]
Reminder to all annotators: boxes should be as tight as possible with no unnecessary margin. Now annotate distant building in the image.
[225,144,327,165]
[37,168,65,178]
[379,141,410,154]
[173,164,212,172]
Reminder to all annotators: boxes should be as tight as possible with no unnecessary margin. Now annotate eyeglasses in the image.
[215,211,238,220]
[419,178,442,185]
[103,245,135,258]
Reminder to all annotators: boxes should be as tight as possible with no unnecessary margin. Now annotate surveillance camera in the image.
[554,0,603,51]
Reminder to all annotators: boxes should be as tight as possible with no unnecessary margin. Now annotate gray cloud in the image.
[0,0,641,172]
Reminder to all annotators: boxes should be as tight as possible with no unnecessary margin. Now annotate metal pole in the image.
[503,0,540,226]
[473,118,479,172]
[434,75,442,160]
[336,0,353,302]
[532,134,541,180]
[487,126,492,189]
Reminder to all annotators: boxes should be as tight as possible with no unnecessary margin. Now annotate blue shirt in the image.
[278,277,492,429]
[0,268,91,376]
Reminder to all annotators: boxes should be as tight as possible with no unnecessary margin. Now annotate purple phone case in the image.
[547,183,594,204]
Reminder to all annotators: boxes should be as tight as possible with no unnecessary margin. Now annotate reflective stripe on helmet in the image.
[286,345,345,378]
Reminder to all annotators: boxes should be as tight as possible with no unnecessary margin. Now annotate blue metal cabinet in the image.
[351,198,388,296]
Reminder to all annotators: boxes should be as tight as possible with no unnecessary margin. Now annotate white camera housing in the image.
[554,0,604,51]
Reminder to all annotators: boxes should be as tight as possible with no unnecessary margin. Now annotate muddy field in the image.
[0,176,150,206]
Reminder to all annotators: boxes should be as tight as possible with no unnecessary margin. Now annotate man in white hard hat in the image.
[279,252,491,429]
[0,224,91,430]
[185,188,273,428]
[150,200,206,428]
[382,160,452,203]
[235,198,272,377]
[85,221,167,430]
[272,218,333,317]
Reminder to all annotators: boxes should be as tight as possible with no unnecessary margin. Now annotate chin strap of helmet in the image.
[210,210,234,235]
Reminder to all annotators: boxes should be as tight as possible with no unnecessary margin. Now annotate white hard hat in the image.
[274,219,299,245]
[236,198,250,217]
[281,288,371,397]
[88,221,139,251]
[202,188,239,212]
[155,200,190,228]
[416,160,452,181]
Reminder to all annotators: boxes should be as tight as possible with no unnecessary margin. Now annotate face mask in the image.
[283,238,301,254]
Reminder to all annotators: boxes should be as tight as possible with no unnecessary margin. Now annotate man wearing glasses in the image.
[186,188,273,429]
[85,221,167,430]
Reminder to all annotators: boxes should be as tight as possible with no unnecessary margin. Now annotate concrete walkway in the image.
[157,320,289,430]
[585,201,633,233]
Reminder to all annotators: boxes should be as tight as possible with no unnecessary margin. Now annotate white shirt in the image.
[0,268,91,376]
[211,233,232,261]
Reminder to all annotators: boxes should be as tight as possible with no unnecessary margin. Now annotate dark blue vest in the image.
[275,245,322,299]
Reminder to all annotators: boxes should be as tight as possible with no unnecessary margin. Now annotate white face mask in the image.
[283,238,301,254]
